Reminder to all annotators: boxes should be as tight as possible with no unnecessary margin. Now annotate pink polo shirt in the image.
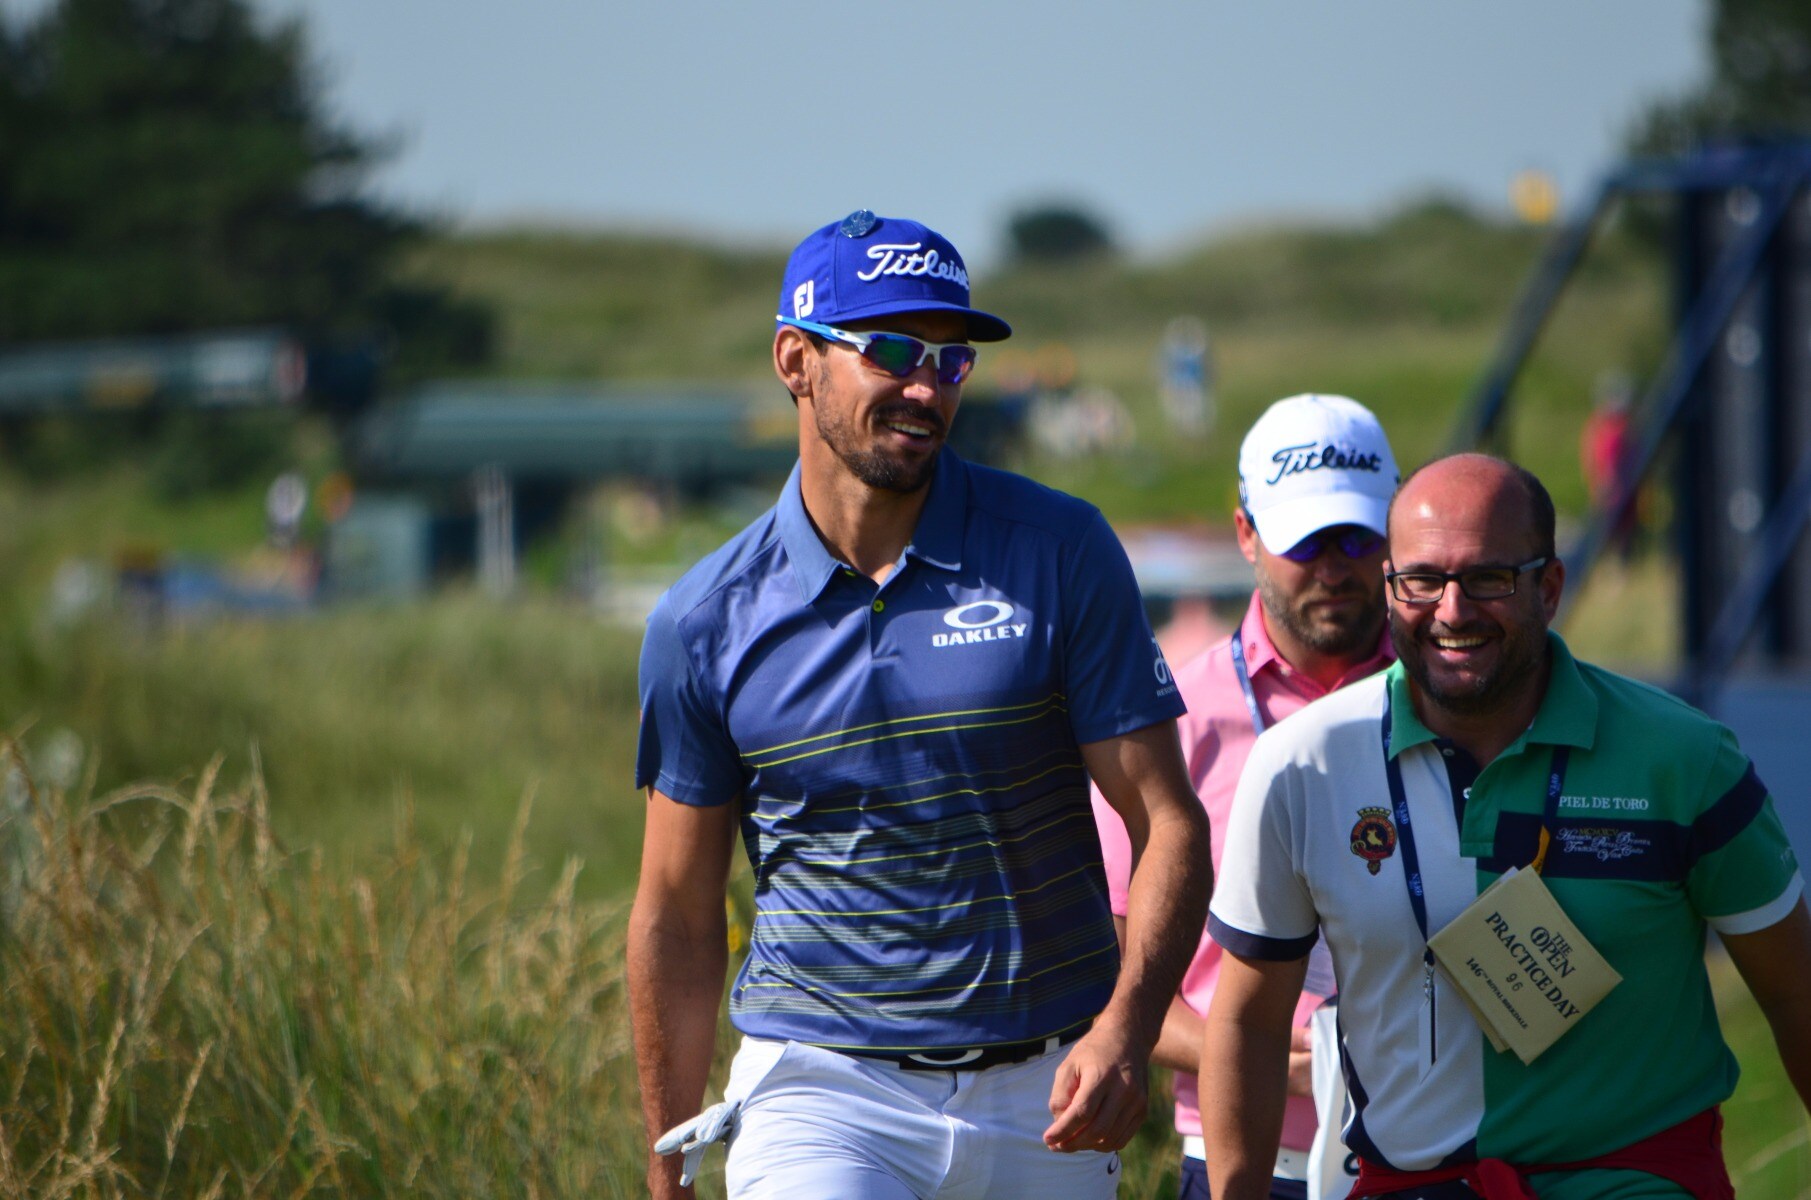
[1092,591,1392,1149]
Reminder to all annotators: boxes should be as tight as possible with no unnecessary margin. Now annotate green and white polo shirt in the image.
[1210,634,1802,1193]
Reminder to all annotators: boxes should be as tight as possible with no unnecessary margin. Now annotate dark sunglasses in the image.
[778,316,978,385]
[1254,513,1387,564]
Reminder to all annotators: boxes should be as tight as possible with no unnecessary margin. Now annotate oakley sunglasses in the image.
[778,316,978,385]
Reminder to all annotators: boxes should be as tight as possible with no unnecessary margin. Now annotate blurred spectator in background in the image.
[1580,371,1636,559]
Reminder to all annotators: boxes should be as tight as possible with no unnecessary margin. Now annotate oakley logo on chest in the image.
[856,242,969,288]
[932,600,1028,648]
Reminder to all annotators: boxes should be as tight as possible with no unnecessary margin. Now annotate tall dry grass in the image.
[0,743,650,1199]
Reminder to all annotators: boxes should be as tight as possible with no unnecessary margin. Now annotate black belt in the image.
[840,1022,1090,1072]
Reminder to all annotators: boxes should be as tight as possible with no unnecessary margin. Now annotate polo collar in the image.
[1524,633,1598,751]
[776,448,969,604]
[1384,631,1598,760]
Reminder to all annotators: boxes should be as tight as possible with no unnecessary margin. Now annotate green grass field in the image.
[0,202,1804,1195]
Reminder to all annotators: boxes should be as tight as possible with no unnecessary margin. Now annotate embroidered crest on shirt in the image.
[1350,806,1397,875]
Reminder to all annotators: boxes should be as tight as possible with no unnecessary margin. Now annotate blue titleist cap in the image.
[776,210,1012,343]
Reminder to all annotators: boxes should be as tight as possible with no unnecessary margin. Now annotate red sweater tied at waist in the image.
[1348,1108,1732,1200]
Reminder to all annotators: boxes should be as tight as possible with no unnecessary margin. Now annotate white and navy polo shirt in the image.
[1210,636,1802,1177]
[637,448,1183,1052]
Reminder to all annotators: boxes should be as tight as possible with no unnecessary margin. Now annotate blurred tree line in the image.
[1006,203,1114,266]
[1630,0,1811,153]
[0,0,491,378]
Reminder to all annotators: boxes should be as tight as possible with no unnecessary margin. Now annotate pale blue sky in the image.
[10,0,1708,266]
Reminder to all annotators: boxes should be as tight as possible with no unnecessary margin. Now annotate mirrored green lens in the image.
[860,334,929,377]
[852,331,976,384]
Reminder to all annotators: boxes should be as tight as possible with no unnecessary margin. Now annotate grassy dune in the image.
[413,199,1670,519]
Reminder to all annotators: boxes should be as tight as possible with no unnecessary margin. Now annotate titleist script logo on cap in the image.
[778,211,1013,342]
[854,243,970,289]
[1264,441,1387,486]
[1236,394,1397,554]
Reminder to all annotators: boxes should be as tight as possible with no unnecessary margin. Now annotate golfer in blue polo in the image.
[628,210,1210,1200]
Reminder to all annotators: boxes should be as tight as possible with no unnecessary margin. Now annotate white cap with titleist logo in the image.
[1237,393,1400,555]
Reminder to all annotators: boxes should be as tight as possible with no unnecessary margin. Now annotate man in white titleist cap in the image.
[1095,393,1399,1199]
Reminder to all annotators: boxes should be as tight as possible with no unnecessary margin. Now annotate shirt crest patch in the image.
[1351,806,1397,876]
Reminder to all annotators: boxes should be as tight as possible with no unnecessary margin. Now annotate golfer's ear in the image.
[775,326,816,400]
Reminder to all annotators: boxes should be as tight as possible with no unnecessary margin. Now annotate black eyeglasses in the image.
[1386,557,1551,605]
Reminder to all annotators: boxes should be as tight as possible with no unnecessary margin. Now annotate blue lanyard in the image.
[1380,696,1572,947]
[1380,699,1432,953]
[1381,696,1569,1070]
[1228,634,1266,736]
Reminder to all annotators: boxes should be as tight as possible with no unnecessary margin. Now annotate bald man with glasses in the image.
[1203,453,1810,1200]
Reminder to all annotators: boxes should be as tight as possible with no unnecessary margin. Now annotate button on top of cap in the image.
[839,209,878,238]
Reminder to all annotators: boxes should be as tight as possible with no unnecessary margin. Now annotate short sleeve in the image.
[1207,734,1320,960]
[634,598,743,806]
[1686,730,1803,934]
[1061,508,1186,745]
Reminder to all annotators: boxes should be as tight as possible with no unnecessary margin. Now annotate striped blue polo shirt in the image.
[636,448,1183,1051]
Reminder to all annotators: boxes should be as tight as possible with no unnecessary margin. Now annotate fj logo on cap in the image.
[793,281,814,318]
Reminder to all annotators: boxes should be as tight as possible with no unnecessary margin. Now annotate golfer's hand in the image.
[1043,1028,1147,1152]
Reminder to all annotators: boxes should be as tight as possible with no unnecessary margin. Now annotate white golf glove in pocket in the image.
[655,1099,741,1187]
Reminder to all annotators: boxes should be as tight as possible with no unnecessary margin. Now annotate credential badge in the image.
[1350,806,1397,876]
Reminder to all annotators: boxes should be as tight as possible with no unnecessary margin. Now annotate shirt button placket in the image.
[869,596,888,656]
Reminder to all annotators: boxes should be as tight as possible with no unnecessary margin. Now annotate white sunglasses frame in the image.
[776,316,977,383]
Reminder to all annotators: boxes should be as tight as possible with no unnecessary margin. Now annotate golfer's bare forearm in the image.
[1111,800,1210,1051]
[627,903,727,1195]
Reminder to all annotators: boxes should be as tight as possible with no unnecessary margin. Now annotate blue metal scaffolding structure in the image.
[1448,141,1811,705]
